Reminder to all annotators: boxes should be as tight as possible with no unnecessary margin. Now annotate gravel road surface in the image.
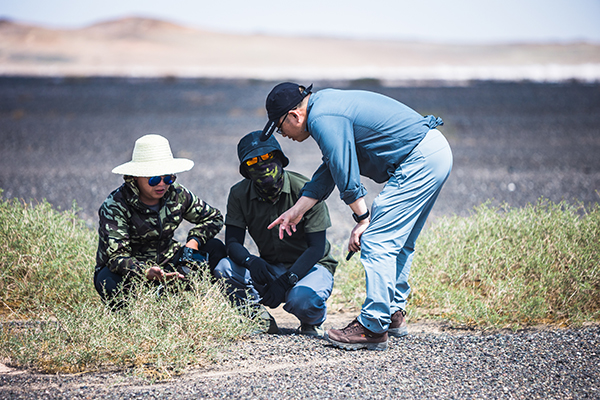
[2,323,599,399]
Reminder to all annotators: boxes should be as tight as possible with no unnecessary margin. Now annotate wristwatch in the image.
[352,210,370,223]
[285,271,299,286]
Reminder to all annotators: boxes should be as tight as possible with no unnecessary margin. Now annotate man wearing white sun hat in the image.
[94,134,226,308]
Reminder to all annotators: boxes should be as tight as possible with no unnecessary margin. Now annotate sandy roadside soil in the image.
[0,308,441,375]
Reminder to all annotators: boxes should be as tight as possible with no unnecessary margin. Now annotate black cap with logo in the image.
[260,82,312,141]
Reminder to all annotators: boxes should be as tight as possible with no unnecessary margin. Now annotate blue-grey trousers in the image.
[214,258,334,325]
[358,129,453,333]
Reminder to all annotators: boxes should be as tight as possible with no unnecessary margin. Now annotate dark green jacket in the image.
[95,177,223,277]
[226,171,338,275]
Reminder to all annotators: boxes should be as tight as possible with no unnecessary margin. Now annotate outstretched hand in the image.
[267,208,303,239]
[267,196,318,240]
[146,266,184,281]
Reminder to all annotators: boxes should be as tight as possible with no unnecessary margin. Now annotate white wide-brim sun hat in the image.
[111,134,194,177]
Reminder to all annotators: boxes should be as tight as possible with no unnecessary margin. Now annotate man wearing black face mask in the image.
[214,131,338,336]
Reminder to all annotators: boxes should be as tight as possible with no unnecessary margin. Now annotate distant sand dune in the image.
[1,17,599,82]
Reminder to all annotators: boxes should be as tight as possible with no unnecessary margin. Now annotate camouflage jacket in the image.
[95,177,223,277]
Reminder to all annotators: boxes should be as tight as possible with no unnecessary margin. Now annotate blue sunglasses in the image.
[148,175,176,187]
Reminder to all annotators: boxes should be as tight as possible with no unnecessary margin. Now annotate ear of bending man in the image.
[262,83,453,351]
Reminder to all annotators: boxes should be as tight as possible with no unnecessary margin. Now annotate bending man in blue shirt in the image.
[262,83,453,351]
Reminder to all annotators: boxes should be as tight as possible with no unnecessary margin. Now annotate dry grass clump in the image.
[332,199,600,329]
[0,192,256,380]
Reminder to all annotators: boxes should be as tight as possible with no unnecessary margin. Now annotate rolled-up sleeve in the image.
[307,114,367,204]
[299,161,335,201]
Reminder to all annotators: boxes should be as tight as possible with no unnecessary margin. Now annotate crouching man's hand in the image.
[145,266,184,281]
[244,256,275,286]
[260,271,297,308]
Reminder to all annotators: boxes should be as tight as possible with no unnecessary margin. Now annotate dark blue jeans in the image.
[94,238,226,309]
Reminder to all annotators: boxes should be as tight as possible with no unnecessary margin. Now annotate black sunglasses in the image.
[276,112,289,134]
[148,175,176,187]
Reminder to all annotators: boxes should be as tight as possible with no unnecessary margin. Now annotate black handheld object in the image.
[177,247,209,278]
[346,251,355,261]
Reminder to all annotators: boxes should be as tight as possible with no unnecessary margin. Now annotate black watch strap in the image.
[286,271,299,285]
[352,210,370,223]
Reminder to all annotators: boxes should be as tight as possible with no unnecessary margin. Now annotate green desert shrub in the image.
[332,199,600,329]
[0,193,256,379]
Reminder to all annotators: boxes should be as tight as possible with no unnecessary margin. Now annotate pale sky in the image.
[2,0,600,44]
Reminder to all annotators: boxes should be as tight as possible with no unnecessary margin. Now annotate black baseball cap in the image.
[260,82,313,141]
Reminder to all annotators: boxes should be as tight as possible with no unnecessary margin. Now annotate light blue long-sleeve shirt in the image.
[300,89,443,204]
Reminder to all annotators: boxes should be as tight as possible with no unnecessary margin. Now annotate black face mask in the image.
[245,158,284,203]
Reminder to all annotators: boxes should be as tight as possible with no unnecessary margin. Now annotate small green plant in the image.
[0,194,96,317]
[328,247,365,312]
[1,272,258,380]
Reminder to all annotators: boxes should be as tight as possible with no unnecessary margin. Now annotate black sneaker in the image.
[252,305,279,334]
[299,323,325,338]
[326,318,388,351]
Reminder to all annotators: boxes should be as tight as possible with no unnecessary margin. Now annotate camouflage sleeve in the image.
[180,186,224,246]
[97,198,150,277]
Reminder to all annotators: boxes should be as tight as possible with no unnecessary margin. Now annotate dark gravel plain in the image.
[1,77,600,398]
[1,77,599,243]
[1,326,599,399]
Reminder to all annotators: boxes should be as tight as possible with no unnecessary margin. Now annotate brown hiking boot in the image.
[389,309,408,337]
[326,318,388,351]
